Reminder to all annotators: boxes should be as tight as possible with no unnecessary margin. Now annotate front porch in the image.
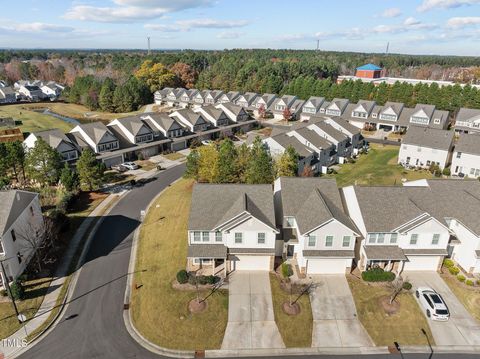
[187,244,228,277]
[360,245,407,274]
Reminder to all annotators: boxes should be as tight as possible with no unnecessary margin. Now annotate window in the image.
[11,229,16,242]
[410,234,418,245]
[325,235,333,247]
[368,234,377,244]
[257,233,266,244]
[432,233,440,245]
[193,231,201,242]
[215,232,222,242]
[285,217,295,227]
[235,233,243,244]
[0,240,4,254]
[434,118,441,125]
[377,233,385,244]
[202,231,210,242]
[390,233,398,244]
[470,168,476,176]
[456,152,462,159]
[308,235,316,247]
[342,236,351,247]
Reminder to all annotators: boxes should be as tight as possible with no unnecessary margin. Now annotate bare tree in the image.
[387,276,406,305]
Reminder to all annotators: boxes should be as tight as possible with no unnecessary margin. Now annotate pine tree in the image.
[246,136,275,184]
[184,149,200,180]
[99,78,116,112]
[59,163,78,192]
[236,143,250,183]
[276,146,298,177]
[217,139,238,183]
[76,149,105,191]
[26,137,62,185]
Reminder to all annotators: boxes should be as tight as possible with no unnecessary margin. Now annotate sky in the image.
[2,0,480,55]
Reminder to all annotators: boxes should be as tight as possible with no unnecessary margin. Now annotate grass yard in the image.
[0,277,52,339]
[269,274,313,347]
[442,273,480,321]
[328,144,432,187]
[347,276,435,346]
[135,160,157,171]
[130,178,229,350]
[162,152,185,161]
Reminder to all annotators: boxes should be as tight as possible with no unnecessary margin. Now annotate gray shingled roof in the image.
[457,108,480,123]
[270,133,313,158]
[113,116,152,137]
[294,127,335,150]
[188,183,276,231]
[327,117,360,136]
[455,133,480,156]
[32,129,76,151]
[402,125,454,150]
[355,100,376,113]
[188,244,227,258]
[302,250,354,257]
[218,102,246,116]
[303,96,325,110]
[0,190,38,236]
[141,113,182,133]
[172,109,207,126]
[403,249,448,255]
[310,122,348,142]
[199,105,225,120]
[382,102,404,116]
[74,122,116,145]
[229,248,276,254]
[363,245,407,260]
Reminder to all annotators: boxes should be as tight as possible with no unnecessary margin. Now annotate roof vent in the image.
[16,192,20,201]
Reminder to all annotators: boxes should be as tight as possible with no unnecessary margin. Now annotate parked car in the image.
[121,162,139,170]
[111,164,127,172]
[201,140,212,146]
[416,287,450,321]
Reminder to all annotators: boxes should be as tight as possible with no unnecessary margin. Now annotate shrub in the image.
[457,274,466,282]
[205,275,220,285]
[197,276,208,285]
[466,279,474,286]
[477,280,480,286]
[10,280,24,300]
[361,268,395,282]
[449,266,460,275]
[187,272,197,285]
[176,270,188,284]
[137,152,144,161]
[442,167,451,176]
[0,289,7,297]
[281,263,293,278]
[443,259,454,268]
[402,281,412,290]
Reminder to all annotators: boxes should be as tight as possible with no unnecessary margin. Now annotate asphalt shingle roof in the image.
[0,190,38,236]
[402,125,454,150]
[455,133,480,156]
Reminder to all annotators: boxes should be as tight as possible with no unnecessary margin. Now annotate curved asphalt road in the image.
[18,164,480,359]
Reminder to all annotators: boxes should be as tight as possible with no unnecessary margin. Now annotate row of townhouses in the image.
[398,126,480,178]
[24,103,253,168]
[0,80,64,103]
[186,177,480,277]
[155,86,480,134]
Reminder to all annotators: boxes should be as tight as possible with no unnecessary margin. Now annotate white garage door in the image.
[307,258,349,274]
[403,256,441,271]
[233,255,271,271]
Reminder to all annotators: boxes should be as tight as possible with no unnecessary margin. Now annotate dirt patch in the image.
[189,298,207,313]
[282,301,301,316]
[379,295,400,315]
[171,280,216,291]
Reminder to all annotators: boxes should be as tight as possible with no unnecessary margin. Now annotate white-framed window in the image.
[377,233,385,244]
[410,234,418,245]
[0,239,4,255]
[308,235,316,247]
[390,233,398,244]
[470,168,476,175]
[235,232,243,244]
[215,232,222,242]
[432,233,440,245]
[193,231,201,242]
[325,235,333,247]
[257,232,266,244]
[368,233,377,244]
[342,236,351,247]
[434,118,441,125]
[202,231,210,242]
[285,216,295,227]
[456,152,462,159]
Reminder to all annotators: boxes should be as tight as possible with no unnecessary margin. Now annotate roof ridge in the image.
[314,188,333,218]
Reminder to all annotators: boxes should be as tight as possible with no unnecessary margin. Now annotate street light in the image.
[421,328,434,359]
[393,341,404,359]
[0,254,24,324]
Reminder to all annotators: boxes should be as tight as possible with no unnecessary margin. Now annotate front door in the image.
[286,245,295,258]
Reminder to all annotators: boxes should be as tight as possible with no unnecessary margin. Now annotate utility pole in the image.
[147,36,151,55]
[386,42,390,55]
[316,39,320,51]
[0,259,21,323]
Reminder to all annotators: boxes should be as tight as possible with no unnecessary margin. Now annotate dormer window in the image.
[410,116,429,125]
[433,118,441,125]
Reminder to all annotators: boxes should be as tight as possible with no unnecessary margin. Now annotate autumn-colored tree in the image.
[197,145,219,183]
[135,60,176,93]
[301,165,314,177]
[258,104,266,119]
[283,107,292,122]
[170,62,197,88]
[276,146,298,177]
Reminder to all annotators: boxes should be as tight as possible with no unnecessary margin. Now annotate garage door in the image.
[233,255,271,271]
[403,256,441,271]
[103,155,123,168]
[307,258,349,274]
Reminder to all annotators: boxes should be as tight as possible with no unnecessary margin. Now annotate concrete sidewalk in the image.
[1,192,120,358]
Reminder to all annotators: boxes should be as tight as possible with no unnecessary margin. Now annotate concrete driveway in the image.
[309,275,373,347]
[409,271,480,346]
[221,271,285,350]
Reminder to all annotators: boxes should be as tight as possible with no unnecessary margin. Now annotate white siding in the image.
[398,144,450,170]
[451,151,480,178]
[450,219,480,273]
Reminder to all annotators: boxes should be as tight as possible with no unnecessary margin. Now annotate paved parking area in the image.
[221,271,285,350]
[409,271,480,346]
[309,275,372,347]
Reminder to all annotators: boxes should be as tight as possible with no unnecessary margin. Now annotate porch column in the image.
[399,260,405,274]
[387,260,392,271]
[224,257,228,277]
[212,259,215,276]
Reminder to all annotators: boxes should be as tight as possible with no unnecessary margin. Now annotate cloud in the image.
[145,19,250,32]
[279,28,364,42]
[373,17,436,33]
[379,7,402,18]
[447,16,480,28]
[64,0,214,23]
[417,0,480,12]
[0,22,74,33]
[216,31,243,39]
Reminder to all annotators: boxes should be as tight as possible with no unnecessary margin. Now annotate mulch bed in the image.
[282,301,301,316]
[188,298,207,313]
[171,280,217,291]
[379,295,400,315]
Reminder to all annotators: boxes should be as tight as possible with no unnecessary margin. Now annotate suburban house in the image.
[253,93,277,116]
[451,133,480,178]
[187,183,279,274]
[403,104,450,129]
[40,83,61,100]
[178,89,199,108]
[108,116,154,146]
[141,113,185,139]
[322,98,349,117]
[350,100,376,120]
[170,109,210,133]
[218,91,242,104]
[69,122,120,159]
[455,108,480,134]
[342,185,450,272]
[323,117,363,153]
[273,177,360,274]
[0,190,43,287]
[305,121,350,162]
[192,90,209,107]
[154,87,172,105]
[24,129,79,162]
[269,95,298,120]
[17,85,44,101]
[235,92,258,108]
[300,96,325,121]
[0,86,16,103]
[398,126,454,170]
[194,105,230,127]
[204,90,224,105]
[216,102,250,123]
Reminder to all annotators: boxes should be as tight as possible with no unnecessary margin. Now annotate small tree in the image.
[217,139,238,183]
[59,163,78,192]
[10,280,24,301]
[245,136,275,184]
[197,145,219,183]
[387,276,405,305]
[76,149,105,191]
[184,149,200,180]
[282,107,292,122]
[26,137,62,186]
[258,104,266,119]
[301,165,314,177]
[276,146,298,177]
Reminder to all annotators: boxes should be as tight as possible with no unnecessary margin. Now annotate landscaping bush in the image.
[402,281,412,290]
[442,167,451,176]
[9,280,24,300]
[205,275,220,285]
[187,272,197,285]
[449,266,460,275]
[281,263,293,278]
[466,279,474,286]
[457,274,466,282]
[176,269,188,284]
[197,276,208,285]
[0,289,7,297]
[361,268,395,282]
[443,258,455,268]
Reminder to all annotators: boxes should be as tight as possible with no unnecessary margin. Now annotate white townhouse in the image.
[343,185,450,272]
[455,108,480,134]
[194,105,230,127]
[235,92,258,108]
[141,113,184,139]
[398,126,454,170]
[187,184,279,274]
[154,87,172,105]
[164,88,184,107]
[0,190,43,287]
[269,95,298,120]
[217,91,242,104]
[107,116,154,145]
[323,117,363,153]
[24,129,79,162]
[322,98,349,117]
[274,177,360,274]
[170,109,209,133]
[178,89,199,108]
[452,133,480,178]
[403,104,450,129]
[305,121,350,162]
[192,90,210,107]
[350,100,376,120]
[300,96,325,121]
[18,85,44,101]
[204,90,224,105]
[215,103,250,123]
[252,93,277,116]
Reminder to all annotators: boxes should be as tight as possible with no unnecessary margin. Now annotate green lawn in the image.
[328,144,432,187]
[130,179,229,350]
[442,273,480,321]
[347,275,435,346]
[269,274,313,347]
